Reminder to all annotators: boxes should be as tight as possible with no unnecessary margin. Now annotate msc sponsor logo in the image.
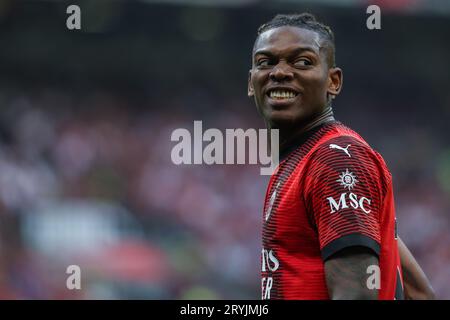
[337,169,357,190]
[326,192,371,214]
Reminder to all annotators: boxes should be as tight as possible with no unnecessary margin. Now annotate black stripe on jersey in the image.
[321,233,380,261]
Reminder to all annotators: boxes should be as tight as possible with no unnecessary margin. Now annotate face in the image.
[248,26,342,129]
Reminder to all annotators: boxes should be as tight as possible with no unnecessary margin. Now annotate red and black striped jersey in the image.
[261,121,403,300]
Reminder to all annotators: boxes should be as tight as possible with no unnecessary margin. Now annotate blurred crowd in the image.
[0,88,268,299]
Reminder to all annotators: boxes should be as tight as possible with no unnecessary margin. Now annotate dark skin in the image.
[249,26,434,299]
[398,237,435,299]
[248,26,342,152]
[325,247,379,299]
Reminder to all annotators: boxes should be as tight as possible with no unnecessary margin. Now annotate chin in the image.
[264,109,303,129]
[266,113,298,129]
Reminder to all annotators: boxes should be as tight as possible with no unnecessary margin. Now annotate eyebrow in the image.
[254,46,320,58]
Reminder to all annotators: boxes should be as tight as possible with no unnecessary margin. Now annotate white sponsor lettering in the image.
[262,277,273,300]
[327,193,371,214]
[261,248,279,272]
[261,248,279,300]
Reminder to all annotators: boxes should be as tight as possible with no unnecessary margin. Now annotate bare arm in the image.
[398,237,435,299]
[324,246,379,300]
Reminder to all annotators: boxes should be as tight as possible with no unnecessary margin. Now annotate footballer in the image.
[248,13,434,300]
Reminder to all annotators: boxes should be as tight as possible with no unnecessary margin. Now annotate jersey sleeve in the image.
[303,135,388,261]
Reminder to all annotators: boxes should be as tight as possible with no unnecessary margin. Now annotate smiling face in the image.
[248,26,342,130]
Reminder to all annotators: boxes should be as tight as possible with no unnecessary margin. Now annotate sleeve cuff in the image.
[321,233,380,261]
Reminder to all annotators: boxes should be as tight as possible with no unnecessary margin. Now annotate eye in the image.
[256,58,272,67]
[294,58,312,67]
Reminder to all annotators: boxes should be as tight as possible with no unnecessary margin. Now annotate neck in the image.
[274,106,335,154]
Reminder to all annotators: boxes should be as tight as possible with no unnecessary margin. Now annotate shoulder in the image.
[307,124,388,171]
[303,126,392,192]
[312,135,375,165]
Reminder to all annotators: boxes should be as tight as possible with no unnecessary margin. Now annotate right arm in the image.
[398,237,435,299]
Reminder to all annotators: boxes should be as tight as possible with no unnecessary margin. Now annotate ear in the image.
[327,67,343,100]
[248,70,254,97]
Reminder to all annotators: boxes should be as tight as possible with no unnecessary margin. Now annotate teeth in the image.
[269,90,296,99]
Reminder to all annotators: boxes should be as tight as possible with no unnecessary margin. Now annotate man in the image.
[248,13,434,299]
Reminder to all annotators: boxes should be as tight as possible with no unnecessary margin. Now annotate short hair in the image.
[254,13,336,67]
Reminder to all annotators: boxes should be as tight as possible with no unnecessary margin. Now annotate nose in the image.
[269,61,294,82]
